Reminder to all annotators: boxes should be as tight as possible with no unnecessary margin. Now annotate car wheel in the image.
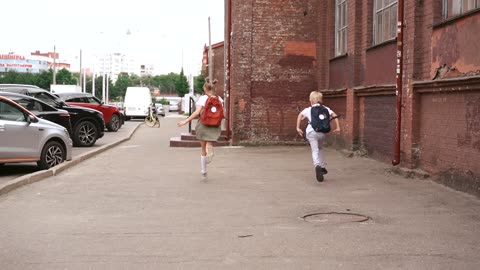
[107,114,121,132]
[37,141,65,170]
[73,121,98,147]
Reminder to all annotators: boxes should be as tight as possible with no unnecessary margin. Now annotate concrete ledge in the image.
[0,123,142,196]
[0,170,53,196]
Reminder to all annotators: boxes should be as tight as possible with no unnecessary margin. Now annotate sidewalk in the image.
[0,121,142,195]
[0,117,479,269]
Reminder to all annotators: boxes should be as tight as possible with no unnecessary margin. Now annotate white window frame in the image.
[442,0,480,20]
[335,0,348,56]
[373,0,398,45]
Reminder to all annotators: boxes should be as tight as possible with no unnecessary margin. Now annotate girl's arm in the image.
[177,105,203,127]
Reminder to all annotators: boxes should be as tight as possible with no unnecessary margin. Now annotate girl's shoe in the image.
[201,172,208,180]
[206,144,214,164]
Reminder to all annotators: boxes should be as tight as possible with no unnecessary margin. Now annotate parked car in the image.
[155,103,166,117]
[55,92,123,132]
[0,91,73,137]
[169,101,179,112]
[0,84,105,147]
[0,96,72,169]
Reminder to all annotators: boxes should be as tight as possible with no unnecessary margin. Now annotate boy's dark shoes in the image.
[315,166,324,182]
[321,167,328,175]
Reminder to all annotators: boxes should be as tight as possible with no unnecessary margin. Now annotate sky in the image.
[1,0,225,77]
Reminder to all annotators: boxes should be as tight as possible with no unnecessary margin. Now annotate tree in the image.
[112,72,131,101]
[194,71,206,94]
[175,68,190,97]
[56,68,77,85]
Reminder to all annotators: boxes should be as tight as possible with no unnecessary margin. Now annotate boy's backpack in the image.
[310,104,331,133]
[201,95,223,127]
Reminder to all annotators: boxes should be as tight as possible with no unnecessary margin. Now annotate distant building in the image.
[0,51,70,74]
[95,53,136,82]
[140,64,155,77]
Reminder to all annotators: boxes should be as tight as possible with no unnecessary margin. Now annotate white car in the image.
[0,96,72,169]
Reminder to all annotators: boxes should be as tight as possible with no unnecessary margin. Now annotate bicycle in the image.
[144,107,160,128]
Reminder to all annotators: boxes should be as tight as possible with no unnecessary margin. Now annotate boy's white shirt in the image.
[301,104,335,134]
[196,95,224,107]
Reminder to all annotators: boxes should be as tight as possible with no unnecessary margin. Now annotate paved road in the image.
[0,121,142,184]
[0,117,479,269]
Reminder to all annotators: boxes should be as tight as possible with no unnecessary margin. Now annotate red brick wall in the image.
[361,95,396,162]
[231,0,319,143]
[431,13,480,79]
[365,43,397,86]
[211,46,225,98]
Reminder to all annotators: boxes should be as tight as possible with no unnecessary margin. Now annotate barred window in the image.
[443,0,480,19]
[335,0,348,56]
[373,0,398,45]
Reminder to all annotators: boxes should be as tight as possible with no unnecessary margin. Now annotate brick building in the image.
[202,42,225,98]
[227,0,480,196]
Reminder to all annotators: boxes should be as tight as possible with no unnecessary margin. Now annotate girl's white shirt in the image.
[196,95,224,107]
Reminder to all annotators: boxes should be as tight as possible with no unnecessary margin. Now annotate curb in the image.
[0,123,142,196]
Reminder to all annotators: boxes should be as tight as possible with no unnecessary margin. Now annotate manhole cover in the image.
[302,212,370,224]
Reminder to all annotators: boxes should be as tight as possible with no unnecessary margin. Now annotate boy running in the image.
[296,91,340,182]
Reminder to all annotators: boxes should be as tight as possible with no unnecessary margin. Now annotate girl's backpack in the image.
[201,95,223,127]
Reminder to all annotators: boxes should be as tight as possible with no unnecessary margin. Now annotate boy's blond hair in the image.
[309,91,323,104]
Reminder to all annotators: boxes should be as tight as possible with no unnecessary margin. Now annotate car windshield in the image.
[31,92,62,107]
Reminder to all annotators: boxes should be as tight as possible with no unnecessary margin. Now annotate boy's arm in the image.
[296,112,304,136]
[331,112,341,133]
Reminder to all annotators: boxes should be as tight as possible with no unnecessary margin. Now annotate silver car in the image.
[0,96,72,169]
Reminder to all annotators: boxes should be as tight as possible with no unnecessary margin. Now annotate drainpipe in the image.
[225,0,232,141]
[392,0,404,166]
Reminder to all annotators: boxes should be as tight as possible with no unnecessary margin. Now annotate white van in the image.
[124,87,152,119]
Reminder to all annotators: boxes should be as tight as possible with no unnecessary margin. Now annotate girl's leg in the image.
[206,141,214,164]
[200,141,207,176]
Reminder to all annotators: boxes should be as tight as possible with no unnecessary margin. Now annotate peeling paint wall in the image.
[431,13,480,79]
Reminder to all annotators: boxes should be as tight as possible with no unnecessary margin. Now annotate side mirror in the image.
[27,115,38,124]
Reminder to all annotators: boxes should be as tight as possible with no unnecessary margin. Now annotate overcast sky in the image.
[1,0,225,76]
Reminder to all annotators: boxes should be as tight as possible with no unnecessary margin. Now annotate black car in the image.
[0,85,105,147]
[0,91,73,136]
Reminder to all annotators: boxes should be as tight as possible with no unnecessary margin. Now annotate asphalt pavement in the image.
[0,115,479,269]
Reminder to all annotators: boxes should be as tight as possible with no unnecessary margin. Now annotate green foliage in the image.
[158,98,170,105]
[0,69,53,90]
[194,72,206,94]
[175,68,190,97]
[56,68,78,85]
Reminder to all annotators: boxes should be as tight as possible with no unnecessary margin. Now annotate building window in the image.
[335,0,348,56]
[443,0,480,19]
[373,0,398,45]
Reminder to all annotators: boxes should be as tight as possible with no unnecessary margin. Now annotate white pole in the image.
[102,72,106,103]
[106,73,109,104]
[83,68,86,93]
[92,64,95,97]
[208,17,213,83]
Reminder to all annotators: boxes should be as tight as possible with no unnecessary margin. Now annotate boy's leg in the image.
[307,132,326,182]
[306,132,321,167]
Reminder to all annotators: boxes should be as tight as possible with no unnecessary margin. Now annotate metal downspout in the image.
[392,0,404,166]
[225,0,232,141]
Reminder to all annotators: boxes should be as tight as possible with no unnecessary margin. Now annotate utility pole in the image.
[53,45,57,85]
[208,17,213,83]
[92,64,96,97]
[79,49,82,90]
